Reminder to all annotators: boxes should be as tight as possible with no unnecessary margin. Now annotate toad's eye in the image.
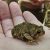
[37,30,41,34]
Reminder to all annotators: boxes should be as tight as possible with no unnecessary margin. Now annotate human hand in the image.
[0,1,50,50]
[0,1,43,38]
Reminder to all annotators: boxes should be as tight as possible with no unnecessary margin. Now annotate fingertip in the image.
[0,1,8,8]
[9,2,18,7]
[9,2,22,17]
[23,11,35,21]
[23,11,42,26]
[23,11,29,14]
[23,11,31,16]
[0,1,11,20]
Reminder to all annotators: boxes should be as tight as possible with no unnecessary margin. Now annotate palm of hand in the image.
[0,0,50,50]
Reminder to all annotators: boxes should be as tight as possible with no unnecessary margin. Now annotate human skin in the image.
[0,1,50,50]
[0,0,44,38]
[0,1,14,37]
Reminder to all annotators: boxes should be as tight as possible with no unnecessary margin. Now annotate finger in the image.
[0,1,14,37]
[9,2,25,26]
[23,11,43,26]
